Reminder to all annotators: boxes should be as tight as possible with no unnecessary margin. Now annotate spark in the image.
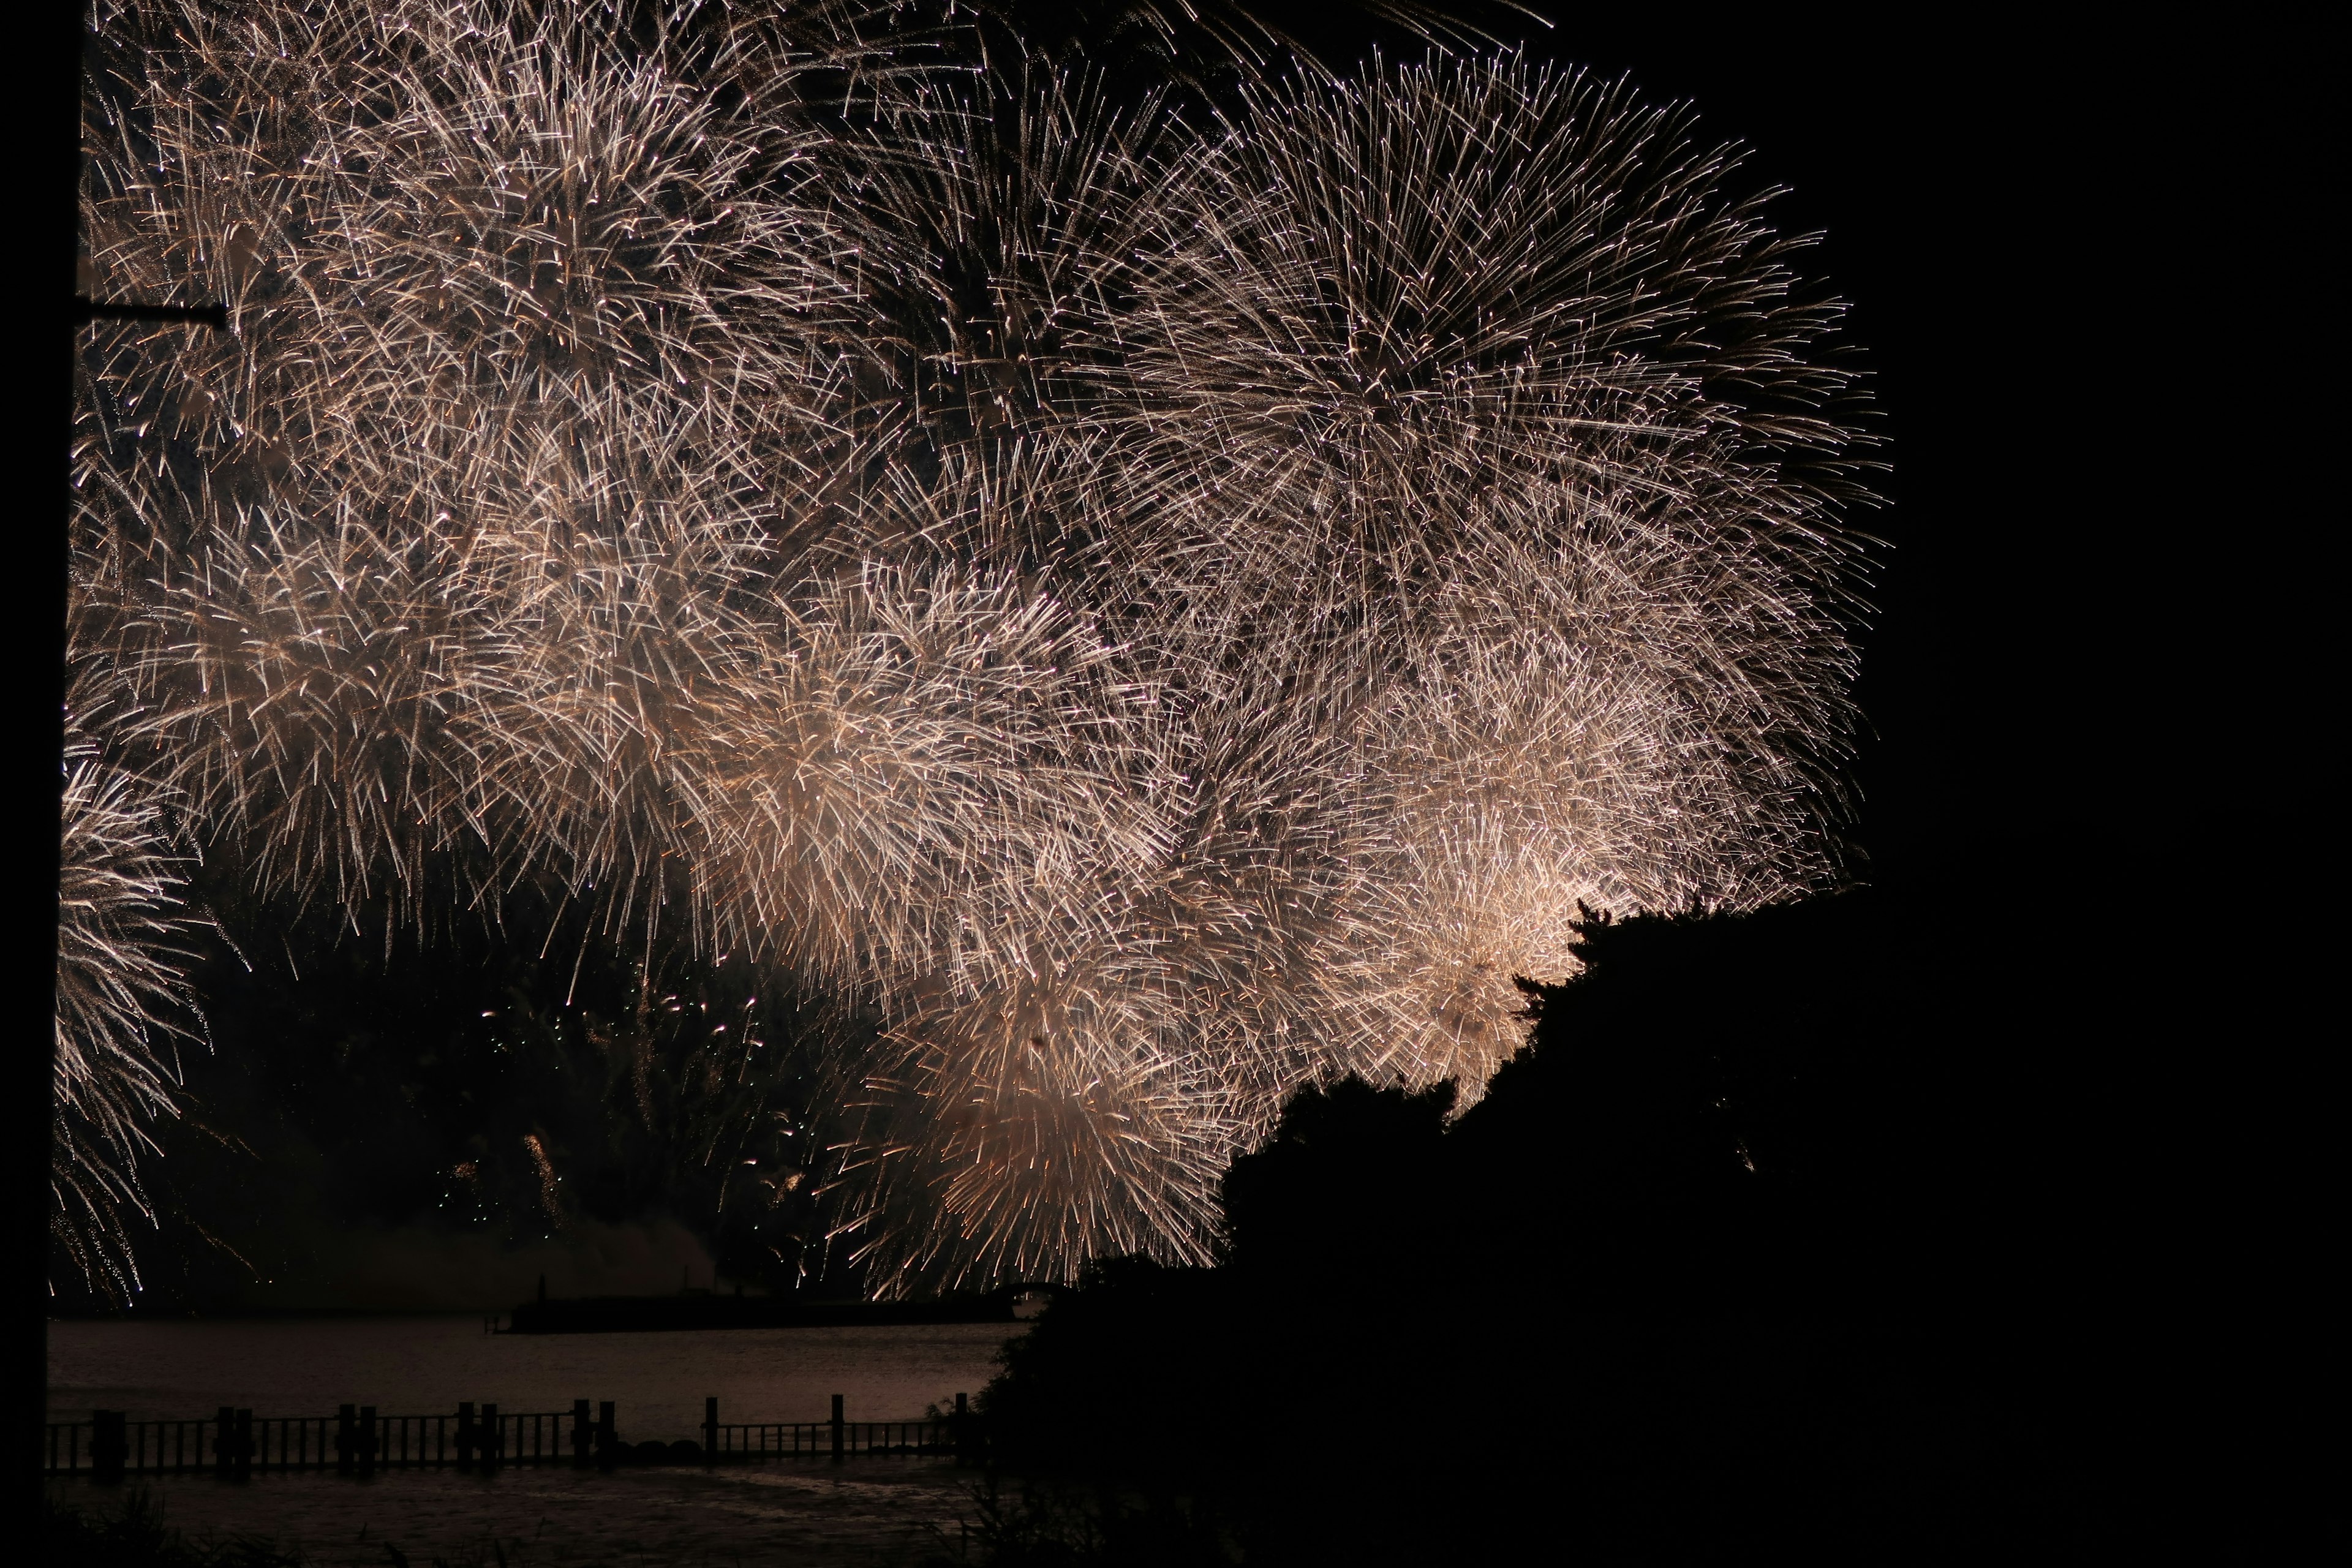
[69,1,1871,1294]
[52,677,203,1298]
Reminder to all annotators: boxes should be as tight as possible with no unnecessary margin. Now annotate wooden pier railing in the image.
[701,1392,967,1461]
[43,1395,971,1479]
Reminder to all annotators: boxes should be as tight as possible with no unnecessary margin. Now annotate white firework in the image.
[71,5,1872,1292]
[669,560,1175,991]
[53,684,202,1298]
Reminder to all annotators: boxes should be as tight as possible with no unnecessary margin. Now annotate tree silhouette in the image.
[966,890,2045,1563]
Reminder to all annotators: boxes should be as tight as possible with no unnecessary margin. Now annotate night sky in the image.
[30,10,2314,1559]
[46,2,2250,1359]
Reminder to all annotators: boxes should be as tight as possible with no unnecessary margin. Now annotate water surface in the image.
[48,1315,1025,1441]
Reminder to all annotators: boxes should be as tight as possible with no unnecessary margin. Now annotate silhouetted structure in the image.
[44,1393,965,1475]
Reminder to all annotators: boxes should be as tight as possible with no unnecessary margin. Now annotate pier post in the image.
[233,1410,254,1480]
[571,1400,592,1467]
[704,1397,718,1466]
[91,1410,126,1483]
[456,1402,476,1470]
[481,1403,500,1469]
[954,1392,970,1466]
[214,1407,235,1477]
[336,1404,355,1474]
[595,1401,617,1469]
[830,1395,844,1464]
[358,1406,378,1476]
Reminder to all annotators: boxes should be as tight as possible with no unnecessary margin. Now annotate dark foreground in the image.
[48,892,2131,1563]
[963,891,2131,1563]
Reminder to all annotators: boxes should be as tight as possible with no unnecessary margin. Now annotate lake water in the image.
[48,1316,1032,1565]
[47,1315,1027,1438]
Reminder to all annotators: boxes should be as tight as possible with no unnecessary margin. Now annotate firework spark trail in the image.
[54,681,203,1297]
[839,944,1242,1283]
[69,2,1872,1294]
[668,560,1177,991]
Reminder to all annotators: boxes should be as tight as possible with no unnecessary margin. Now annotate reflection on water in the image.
[47,1316,1026,1441]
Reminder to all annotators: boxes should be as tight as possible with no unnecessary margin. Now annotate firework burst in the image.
[668,560,1175,990]
[70,2,1871,1292]
[838,949,1237,1290]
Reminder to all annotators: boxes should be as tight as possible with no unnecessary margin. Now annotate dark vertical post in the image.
[336,1404,355,1474]
[596,1401,617,1469]
[358,1405,377,1476]
[21,42,80,1505]
[214,1408,234,1477]
[456,1401,476,1471]
[954,1392,970,1466]
[829,1395,844,1463]
[91,1409,125,1483]
[704,1396,718,1465]
[571,1399,591,1467]
[232,1410,253,1480]
[481,1403,499,1469]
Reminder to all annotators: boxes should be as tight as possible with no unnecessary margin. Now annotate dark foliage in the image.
[967,890,2100,1563]
[915,1473,1241,1568]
